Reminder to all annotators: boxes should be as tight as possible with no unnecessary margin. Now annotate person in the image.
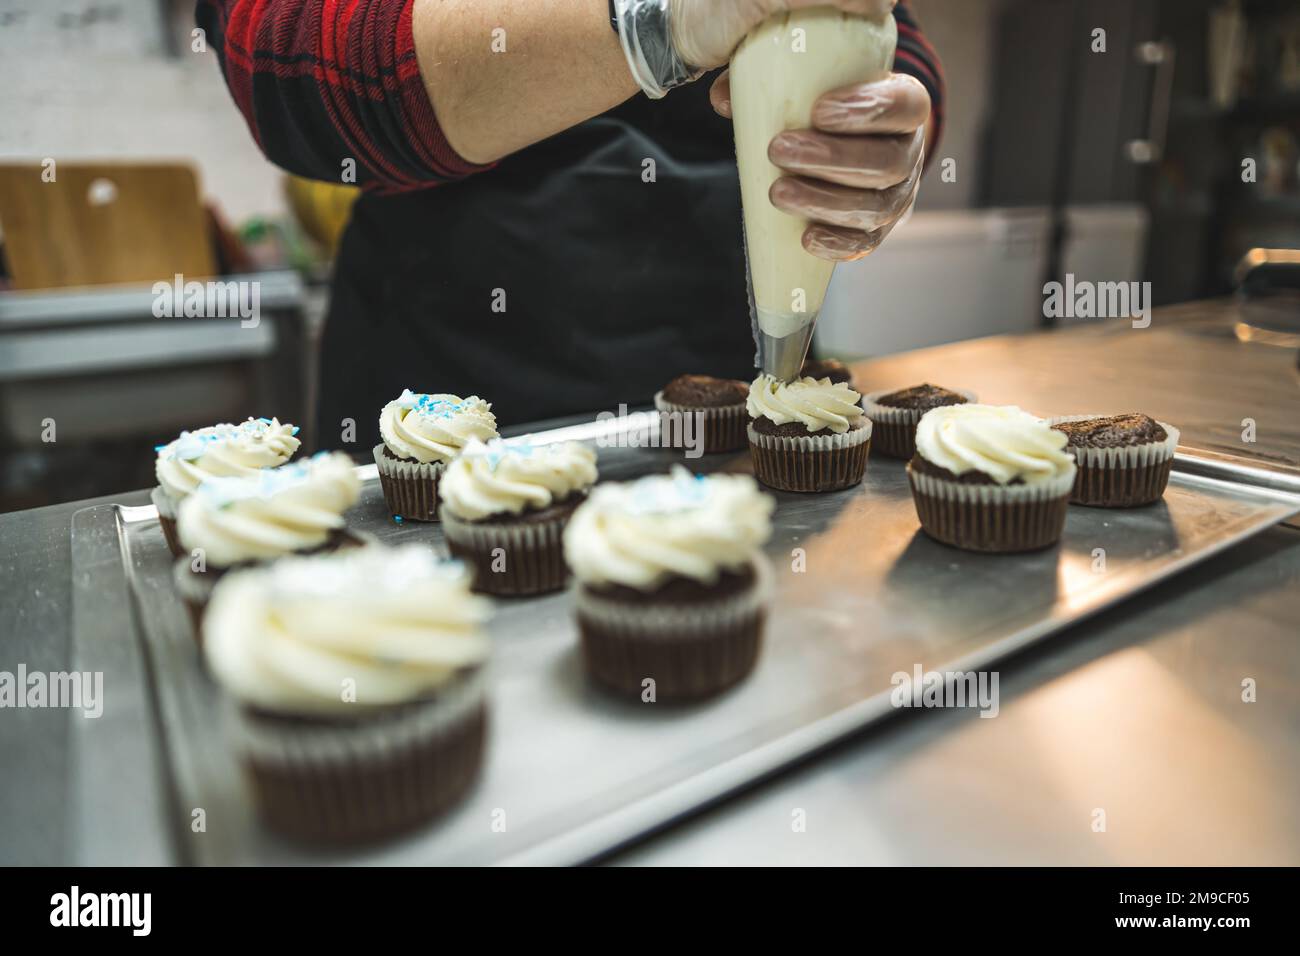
[197,0,944,443]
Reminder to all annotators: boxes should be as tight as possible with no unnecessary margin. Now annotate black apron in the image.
[317,70,756,447]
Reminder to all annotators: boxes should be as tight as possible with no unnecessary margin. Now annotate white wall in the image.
[908,0,1011,211]
[0,0,287,224]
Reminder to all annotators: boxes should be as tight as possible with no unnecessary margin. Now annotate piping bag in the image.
[730,8,897,381]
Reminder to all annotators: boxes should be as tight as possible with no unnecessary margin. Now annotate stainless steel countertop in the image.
[3,299,1298,865]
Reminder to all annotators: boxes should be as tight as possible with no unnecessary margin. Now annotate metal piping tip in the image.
[754,317,818,383]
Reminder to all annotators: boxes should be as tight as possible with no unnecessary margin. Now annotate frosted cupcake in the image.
[174,451,363,632]
[373,390,499,521]
[203,545,489,843]
[152,417,300,556]
[564,467,774,700]
[1049,413,1179,507]
[439,438,598,596]
[747,374,872,492]
[862,384,976,460]
[907,404,1077,553]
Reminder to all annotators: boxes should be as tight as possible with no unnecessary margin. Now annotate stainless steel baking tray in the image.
[69,417,1300,865]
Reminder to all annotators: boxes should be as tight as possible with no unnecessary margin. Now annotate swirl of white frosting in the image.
[203,545,489,716]
[440,438,598,521]
[155,418,300,501]
[177,451,362,567]
[747,374,864,433]
[563,466,774,590]
[915,404,1075,485]
[379,390,499,464]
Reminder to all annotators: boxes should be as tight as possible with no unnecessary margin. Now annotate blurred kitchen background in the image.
[1,0,1298,511]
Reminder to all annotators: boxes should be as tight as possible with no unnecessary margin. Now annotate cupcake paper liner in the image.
[150,485,184,558]
[230,668,487,844]
[440,505,571,596]
[574,555,772,701]
[373,443,445,521]
[747,421,872,493]
[653,392,748,454]
[907,465,1076,553]
[1048,415,1180,507]
[861,388,978,460]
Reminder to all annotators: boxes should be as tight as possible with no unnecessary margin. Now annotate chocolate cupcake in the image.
[1050,413,1179,507]
[439,437,598,595]
[653,374,750,454]
[563,468,774,701]
[906,404,1077,553]
[800,357,856,389]
[173,451,363,637]
[152,417,300,557]
[862,384,975,460]
[373,390,498,521]
[203,545,490,844]
[746,374,871,492]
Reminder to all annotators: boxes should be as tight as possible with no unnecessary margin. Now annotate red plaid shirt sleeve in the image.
[197,0,490,192]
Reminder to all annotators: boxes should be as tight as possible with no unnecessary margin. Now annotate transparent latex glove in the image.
[712,68,930,261]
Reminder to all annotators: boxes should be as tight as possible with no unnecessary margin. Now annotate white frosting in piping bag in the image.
[915,404,1075,485]
[177,451,362,566]
[439,438,597,521]
[731,9,897,340]
[155,417,300,501]
[563,467,774,590]
[203,545,489,715]
[747,374,864,434]
[379,390,499,464]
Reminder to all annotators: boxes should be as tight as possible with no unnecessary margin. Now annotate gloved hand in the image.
[671,0,898,72]
[615,0,896,98]
[711,69,931,261]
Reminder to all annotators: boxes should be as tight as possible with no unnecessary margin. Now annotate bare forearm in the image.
[413,0,639,164]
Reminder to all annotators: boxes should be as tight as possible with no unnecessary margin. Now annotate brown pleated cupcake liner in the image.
[653,393,748,454]
[1048,416,1180,508]
[861,388,978,460]
[233,671,487,845]
[440,506,570,596]
[1071,458,1175,507]
[907,465,1075,553]
[747,422,871,493]
[151,486,185,558]
[373,443,444,522]
[573,556,771,701]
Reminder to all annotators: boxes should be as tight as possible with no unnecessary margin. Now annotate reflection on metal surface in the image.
[1233,320,1300,349]
[70,427,1300,865]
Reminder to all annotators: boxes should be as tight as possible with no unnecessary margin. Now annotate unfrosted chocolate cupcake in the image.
[907,404,1076,553]
[203,545,490,844]
[439,438,598,595]
[746,374,871,492]
[800,358,856,389]
[1050,413,1179,507]
[654,374,749,454]
[862,384,975,459]
[564,468,774,701]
